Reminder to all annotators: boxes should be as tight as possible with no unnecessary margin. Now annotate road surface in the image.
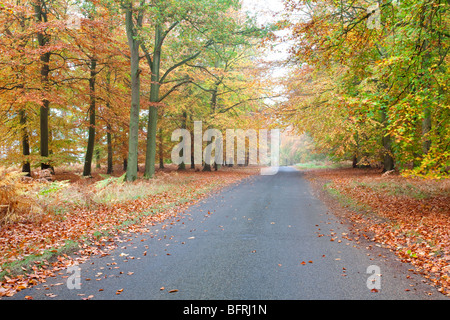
[7,167,448,301]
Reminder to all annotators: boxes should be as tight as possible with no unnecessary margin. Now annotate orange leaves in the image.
[0,167,258,297]
[308,168,450,296]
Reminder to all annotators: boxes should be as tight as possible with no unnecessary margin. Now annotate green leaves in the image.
[281,0,449,177]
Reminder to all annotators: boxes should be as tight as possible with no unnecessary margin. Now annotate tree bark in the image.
[178,111,187,171]
[19,109,31,176]
[33,1,51,171]
[106,70,113,174]
[83,58,97,177]
[107,128,113,174]
[125,4,143,181]
[159,127,164,169]
[144,24,161,179]
[380,106,394,172]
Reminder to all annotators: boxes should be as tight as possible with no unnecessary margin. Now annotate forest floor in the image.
[0,164,259,297]
[303,167,450,297]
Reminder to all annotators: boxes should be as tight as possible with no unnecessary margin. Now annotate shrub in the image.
[0,171,42,225]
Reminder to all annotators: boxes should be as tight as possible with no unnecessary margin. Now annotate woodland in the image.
[0,0,448,179]
[278,0,449,178]
[0,0,449,298]
[0,0,277,180]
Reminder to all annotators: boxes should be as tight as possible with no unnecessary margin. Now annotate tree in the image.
[123,0,145,181]
[138,0,267,178]
[280,0,449,177]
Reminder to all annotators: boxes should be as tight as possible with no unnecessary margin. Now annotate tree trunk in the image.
[107,128,113,174]
[190,114,195,169]
[125,4,142,181]
[144,24,161,179]
[422,107,432,155]
[159,127,164,169]
[33,1,51,171]
[352,155,358,168]
[95,148,101,169]
[83,59,97,177]
[106,71,113,174]
[178,111,187,171]
[380,106,394,172]
[19,109,31,176]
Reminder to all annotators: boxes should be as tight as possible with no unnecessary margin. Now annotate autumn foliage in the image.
[277,0,449,178]
[0,0,274,178]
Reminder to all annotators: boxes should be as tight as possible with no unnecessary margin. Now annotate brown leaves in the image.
[0,168,258,297]
[307,168,450,296]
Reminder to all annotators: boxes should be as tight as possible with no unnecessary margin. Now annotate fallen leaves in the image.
[0,168,259,297]
[307,168,450,296]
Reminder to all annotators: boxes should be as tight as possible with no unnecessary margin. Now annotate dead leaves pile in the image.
[307,168,450,296]
[0,168,257,297]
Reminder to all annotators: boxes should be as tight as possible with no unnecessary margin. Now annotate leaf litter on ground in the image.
[305,167,450,296]
[0,166,258,297]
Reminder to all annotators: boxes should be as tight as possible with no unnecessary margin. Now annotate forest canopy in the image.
[0,0,448,179]
[0,0,278,180]
[276,0,449,178]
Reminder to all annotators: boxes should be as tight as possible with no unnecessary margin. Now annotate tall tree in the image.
[280,0,449,177]
[32,0,52,171]
[124,0,145,181]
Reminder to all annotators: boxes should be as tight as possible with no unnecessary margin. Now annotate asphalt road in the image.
[7,167,448,301]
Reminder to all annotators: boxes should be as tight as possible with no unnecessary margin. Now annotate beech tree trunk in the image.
[33,1,51,171]
[144,24,161,179]
[125,4,143,181]
[83,58,97,177]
